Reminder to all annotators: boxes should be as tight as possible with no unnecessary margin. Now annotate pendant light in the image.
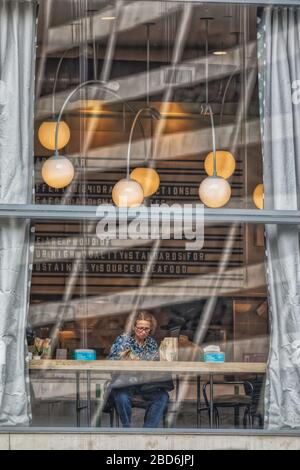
[253,184,264,209]
[199,19,231,208]
[204,150,236,180]
[42,154,75,189]
[38,31,75,151]
[130,167,160,198]
[203,26,236,181]
[41,84,75,188]
[38,120,71,152]
[42,80,145,190]
[112,106,160,207]
[199,105,231,208]
[129,23,160,198]
[112,179,144,208]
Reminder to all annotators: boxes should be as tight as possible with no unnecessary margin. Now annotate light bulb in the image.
[253,184,264,209]
[204,150,236,179]
[130,168,160,197]
[199,176,231,208]
[42,155,74,189]
[38,120,71,151]
[112,178,144,208]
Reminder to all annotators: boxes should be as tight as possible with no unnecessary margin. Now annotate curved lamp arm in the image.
[126,106,160,178]
[202,71,238,177]
[204,104,217,177]
[52,46,74,117]
[219,68,238,128]
[54,79,146,158]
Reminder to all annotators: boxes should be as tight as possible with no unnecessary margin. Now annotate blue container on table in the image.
[203,352,225,363]
[73,349,96,360]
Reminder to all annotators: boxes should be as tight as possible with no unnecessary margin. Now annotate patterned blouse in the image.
[108,333,159,361]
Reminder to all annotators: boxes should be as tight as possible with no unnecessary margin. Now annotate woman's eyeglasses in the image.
[135,326,151,332]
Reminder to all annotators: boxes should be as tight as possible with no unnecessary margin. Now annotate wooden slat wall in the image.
[32,152,244,298]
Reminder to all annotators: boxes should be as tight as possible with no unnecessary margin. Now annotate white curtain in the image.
[258,7,300,429]
[0,0,36,425]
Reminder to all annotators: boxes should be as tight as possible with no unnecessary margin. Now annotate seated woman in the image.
[107,310,170,428]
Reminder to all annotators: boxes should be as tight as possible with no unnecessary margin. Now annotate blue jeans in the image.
[112,385,169,428]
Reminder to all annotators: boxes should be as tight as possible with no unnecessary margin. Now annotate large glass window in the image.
[28,0,269,430]
[29,216,269,429]
[1,0,299,432]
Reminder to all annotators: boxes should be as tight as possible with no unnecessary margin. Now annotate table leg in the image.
[175,375,180,402]
[197,375,201,428]
[209,374,214,429]
[234,406,240,428]
[87,370,91,427]
[76,371,80,427]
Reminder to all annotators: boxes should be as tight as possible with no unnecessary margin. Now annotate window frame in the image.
[139,0,300,5]
[1,0,298,436]
[1,204,300,225]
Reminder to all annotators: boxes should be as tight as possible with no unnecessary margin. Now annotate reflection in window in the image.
[29,0,268,430]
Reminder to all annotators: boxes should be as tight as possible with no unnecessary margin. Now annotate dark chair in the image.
[202,380,254,428]
[243,376,264,428]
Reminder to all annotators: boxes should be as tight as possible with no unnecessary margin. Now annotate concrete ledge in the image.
[0,429,300,450]
[0,434,9,450]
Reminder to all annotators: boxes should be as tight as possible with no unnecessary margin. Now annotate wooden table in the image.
[29,360,266,374]
[29,360,266,428]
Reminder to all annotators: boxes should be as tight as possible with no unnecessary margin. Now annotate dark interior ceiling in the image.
[35,1,258,110]
[37,0,257,52]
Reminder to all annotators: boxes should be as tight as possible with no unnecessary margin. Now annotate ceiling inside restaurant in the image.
[37,0,257,53]
[36,0,258,108]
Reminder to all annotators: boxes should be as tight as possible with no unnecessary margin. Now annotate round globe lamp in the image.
[38,120,70,151]
[253,184,264,209]
[42,155,74,189]
[130,167,160,197]
[112,178,144,208]
[199,176,231,208]
[204,150,236,179]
